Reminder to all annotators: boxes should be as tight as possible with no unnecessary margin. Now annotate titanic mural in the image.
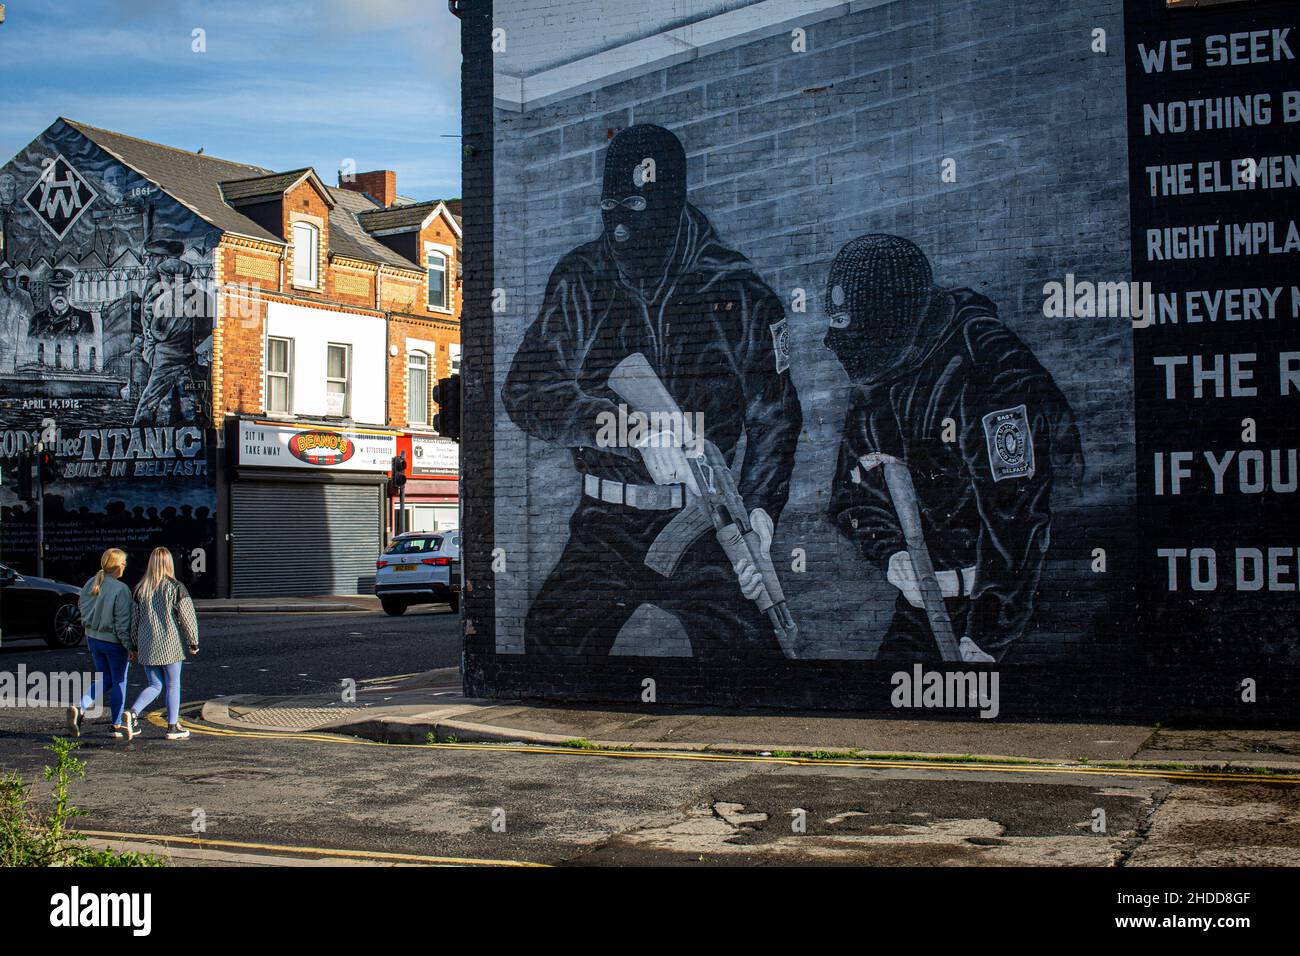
[0,120,219,594]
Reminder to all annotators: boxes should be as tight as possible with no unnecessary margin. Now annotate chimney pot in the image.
[339,169,397,207]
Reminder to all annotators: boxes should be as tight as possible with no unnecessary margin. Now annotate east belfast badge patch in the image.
[981,404,1035,482]
[769,318,791,374]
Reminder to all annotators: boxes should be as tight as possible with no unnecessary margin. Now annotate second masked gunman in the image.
[825,235,1083,663]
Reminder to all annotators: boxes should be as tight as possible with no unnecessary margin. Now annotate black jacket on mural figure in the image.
[827,289,1082,661]
[502,202,803,657]
[503,201,801,522]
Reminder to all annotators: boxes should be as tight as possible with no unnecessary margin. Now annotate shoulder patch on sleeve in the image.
[981,404,1035,482]
[769,318,791,374]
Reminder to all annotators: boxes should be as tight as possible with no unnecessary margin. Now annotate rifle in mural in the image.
[608,352,800,652]
[857,452,962,662]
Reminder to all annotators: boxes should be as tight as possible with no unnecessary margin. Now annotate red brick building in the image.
[0,119,461,597]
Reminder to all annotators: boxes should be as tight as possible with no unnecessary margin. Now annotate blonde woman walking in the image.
[68,548,134,739]
[123,548,199,740]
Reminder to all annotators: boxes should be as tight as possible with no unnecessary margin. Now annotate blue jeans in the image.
[129,662,183,726]
[78,638,130,726]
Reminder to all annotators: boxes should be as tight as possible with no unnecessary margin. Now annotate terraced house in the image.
[0,118,462,598]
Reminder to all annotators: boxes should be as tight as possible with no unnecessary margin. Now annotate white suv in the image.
[374,530,461,615]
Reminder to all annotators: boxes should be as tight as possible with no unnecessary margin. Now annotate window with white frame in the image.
[408,350,429,424]
[427,248,448,311]
[449,342,462,375]
[326,342,351,417]
[292,220,319,288]
[266,336,293,414]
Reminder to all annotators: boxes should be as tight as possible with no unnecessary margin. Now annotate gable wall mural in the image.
[463,0,1298,717]
[0,120,219,596]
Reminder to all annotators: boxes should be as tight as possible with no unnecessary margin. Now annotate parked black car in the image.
[0,564,85,648]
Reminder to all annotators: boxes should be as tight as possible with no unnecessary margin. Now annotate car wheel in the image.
[45,601,85,648]
[447,593,460,613]
[381,598,408,616]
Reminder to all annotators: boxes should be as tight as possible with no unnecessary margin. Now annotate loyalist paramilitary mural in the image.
[0,121,218,593]
[502,124,803,660]
[467,0,1299,714]
[499,126,1083,666]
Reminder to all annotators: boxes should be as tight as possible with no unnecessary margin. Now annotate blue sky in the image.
[0,0,462,200]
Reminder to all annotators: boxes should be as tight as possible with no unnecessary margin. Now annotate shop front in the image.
[394,434,459,534]
[228,420,397,597]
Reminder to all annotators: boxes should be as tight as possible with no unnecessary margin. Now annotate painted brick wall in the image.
[461,0,1300,718]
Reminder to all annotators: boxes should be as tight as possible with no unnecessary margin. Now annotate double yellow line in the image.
[150,706,1300,786]
[80,829,545,867]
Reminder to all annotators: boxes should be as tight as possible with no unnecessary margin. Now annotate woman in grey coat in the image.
[123,547,199,740]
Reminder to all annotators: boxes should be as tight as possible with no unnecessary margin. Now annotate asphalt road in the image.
[0,604,462,702]
[0,609,1297,867]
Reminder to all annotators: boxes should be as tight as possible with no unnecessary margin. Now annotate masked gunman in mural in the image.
[502,124,802,659]
[825,235,1082,663]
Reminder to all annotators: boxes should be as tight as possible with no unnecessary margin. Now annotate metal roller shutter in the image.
[231,480,382,597]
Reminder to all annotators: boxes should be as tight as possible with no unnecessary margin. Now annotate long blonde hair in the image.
[135,547,176,601]
[91,548,127,596]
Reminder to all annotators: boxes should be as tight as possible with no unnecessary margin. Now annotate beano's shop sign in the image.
[238,422,396,472]
[290,430,354,466]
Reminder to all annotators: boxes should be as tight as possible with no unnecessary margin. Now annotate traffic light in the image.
[15,450,33,501]
[37,449,58,485]
[391,452,407,487]
[432,373,462,443]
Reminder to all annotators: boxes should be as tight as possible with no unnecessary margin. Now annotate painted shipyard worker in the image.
[134,239,197,425]
[0,266,35,374]
[502,124,802,659]
[825,235,1082,663]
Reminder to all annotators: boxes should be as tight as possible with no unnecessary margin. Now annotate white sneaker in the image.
[165,723,191,741]
[122,711,138,741]
[66,705,82,737]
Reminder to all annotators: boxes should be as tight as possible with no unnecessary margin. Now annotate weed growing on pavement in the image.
[425,732,460,744]
[557,738,635,752]
[0,738,163,867]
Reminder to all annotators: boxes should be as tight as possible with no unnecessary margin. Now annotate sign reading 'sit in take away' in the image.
[238,421,396,472]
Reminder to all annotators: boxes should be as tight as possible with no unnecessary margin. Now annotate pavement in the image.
[194,595,380,614]
[201,667,1300,772]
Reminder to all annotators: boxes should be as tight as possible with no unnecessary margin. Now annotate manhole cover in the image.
[227,705,362,729]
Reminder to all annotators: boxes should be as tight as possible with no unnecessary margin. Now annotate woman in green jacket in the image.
[68,548,135,740]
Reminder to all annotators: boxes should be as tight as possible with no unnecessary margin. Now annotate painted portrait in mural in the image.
[501,123,803,659]
[0,145,213,421]
[0,121,219,593]
[824,235,1083,663]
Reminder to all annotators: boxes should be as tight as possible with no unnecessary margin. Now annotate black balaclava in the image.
[824,234,939,384]
[600,124,687,280]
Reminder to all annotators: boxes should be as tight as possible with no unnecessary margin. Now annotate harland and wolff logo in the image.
[23,154,98,240]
